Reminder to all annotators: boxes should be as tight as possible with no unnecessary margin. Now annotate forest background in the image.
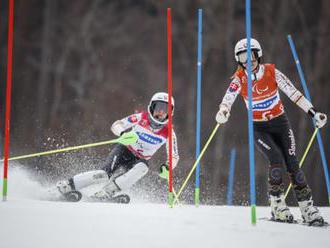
[0,0,329,205]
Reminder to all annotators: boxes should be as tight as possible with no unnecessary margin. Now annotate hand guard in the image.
[314,112,327,128]
[159,163,169,180]
[215,105,230,124]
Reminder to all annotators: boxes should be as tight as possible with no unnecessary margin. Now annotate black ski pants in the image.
[102,144,148,177]
[254,114,311,200]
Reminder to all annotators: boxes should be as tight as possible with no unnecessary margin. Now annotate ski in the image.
[46,186,130,204]
[296,219,329,228]
[259,217,329,228]
[107,194,130,204]
[44,188,82,202]
[86,194,131,204]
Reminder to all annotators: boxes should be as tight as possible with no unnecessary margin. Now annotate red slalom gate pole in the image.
[167,8,173,207]
[3,0,15,201]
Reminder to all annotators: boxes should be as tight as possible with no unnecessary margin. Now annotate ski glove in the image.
[314,112,327,128]
[216,105,230,124]
[309,108,327,128]
[159,163,169,180]
[118,130,139,146]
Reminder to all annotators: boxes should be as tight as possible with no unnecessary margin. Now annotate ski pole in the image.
[287,34,330,206]
[173,123,220,204]
[284,128,318,199]
[0,131,138,162]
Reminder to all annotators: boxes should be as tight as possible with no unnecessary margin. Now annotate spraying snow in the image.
[0,164,47,200]
[0,166,329,248]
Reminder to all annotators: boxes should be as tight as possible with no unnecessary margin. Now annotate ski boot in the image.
[56,179,82,202]
[89,180,130,204]
[62,191,82,202]
[270,194,294,223]
[298,198,324,226]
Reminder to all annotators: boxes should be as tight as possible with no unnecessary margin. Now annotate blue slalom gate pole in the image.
[287,35,330,206]
[195,9,203,206]
[245,0,257,224]
[226,148,237,205]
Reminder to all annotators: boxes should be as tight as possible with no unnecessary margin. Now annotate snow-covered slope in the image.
[0,167,329,248]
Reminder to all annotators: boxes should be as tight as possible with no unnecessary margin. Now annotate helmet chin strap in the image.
[239,61,260,81]
[252,63,260,73]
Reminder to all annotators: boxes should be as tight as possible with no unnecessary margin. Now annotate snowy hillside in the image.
[0,167,329,248]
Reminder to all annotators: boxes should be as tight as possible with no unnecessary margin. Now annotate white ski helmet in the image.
[234,38,262,62]
[148,92,175,125]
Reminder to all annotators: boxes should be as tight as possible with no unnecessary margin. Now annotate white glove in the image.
[111,120,126,136]
[215,105,230,124]
[314,112,327,128]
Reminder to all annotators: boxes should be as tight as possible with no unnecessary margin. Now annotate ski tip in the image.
[86,194,130,204]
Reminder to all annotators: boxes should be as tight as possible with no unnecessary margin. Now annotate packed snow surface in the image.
[0,167,329,248]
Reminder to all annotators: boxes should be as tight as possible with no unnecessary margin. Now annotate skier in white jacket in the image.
[56,92,179,203]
